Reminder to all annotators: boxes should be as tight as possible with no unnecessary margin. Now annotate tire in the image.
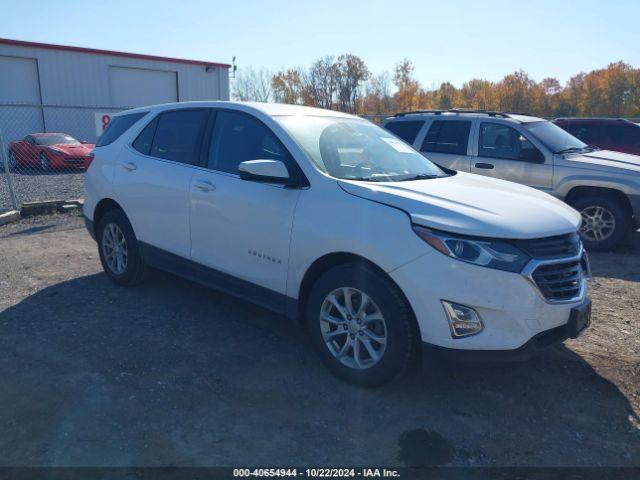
[39,152,51,172]
[96,209,146,286]
[305,263,417,387]
[570,195,630,251]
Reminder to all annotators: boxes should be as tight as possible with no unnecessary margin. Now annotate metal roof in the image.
[0,37,230,69]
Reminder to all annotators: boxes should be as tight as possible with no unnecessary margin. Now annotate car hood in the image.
[338,172,581,240]
[564,149,640,173]
[49,143,94,155]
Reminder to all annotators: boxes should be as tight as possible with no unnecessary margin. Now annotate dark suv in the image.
[553,118,640,156]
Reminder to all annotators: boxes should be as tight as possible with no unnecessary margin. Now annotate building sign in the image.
[95,112,113,137]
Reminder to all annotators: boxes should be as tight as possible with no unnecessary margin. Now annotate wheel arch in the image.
[565,185,633,218]
[92,198,125,236]
[296,252,419,332]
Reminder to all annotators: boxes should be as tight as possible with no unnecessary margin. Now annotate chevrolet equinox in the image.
[84,102,592,386]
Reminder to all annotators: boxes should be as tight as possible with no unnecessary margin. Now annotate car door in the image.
[417,119,473,171]
[189,109,303,303]
[113,108,210,259]
[470,121,553,192]
[19,136,38,164]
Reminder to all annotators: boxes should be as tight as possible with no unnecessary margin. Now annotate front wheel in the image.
[39,152,51,172]
[97,209,146,286]
[571,195,630,251]
[305,264,417,387]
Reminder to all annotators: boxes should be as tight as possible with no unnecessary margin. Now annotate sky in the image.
[2,0,640,89]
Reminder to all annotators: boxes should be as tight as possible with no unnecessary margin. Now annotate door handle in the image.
[475,162,494,169]
[122,162,137,171]
[194,180,216,192]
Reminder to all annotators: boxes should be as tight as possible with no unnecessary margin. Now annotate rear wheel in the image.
[571,195,630,251]
[305,264,416,387]
[97,209,146,286]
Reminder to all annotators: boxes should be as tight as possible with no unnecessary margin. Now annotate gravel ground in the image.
[0,213,638,467]
[0,170,85,213]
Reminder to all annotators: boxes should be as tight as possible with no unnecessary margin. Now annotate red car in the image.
[552,118,640,156]
[8,133,95,171]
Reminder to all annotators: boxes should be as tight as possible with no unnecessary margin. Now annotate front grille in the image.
[516,233,581,259]
[531,259,583,301]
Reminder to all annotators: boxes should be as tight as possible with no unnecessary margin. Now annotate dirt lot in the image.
[0,213,638,467]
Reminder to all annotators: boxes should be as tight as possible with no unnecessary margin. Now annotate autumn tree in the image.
[362,72,395,114]
[272,69,304,104]
[233,67,274,102]
[393,59,420,112]
[263,57,640,118]
[335,54,370,113]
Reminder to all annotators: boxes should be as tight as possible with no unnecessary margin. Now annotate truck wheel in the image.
[305,263,417,387]
[571,195,630,251]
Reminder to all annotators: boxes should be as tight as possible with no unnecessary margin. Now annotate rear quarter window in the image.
[383,120,425,145]
[422,120,472,155]
[96,112,148,147]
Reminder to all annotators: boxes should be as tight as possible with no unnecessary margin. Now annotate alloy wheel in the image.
[102,223,128,275]
[580,205,616,242]
[319,287,387,370]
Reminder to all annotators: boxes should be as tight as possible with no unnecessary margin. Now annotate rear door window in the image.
[96,112,147,147]
[383,120,425,145]
[149,109,210,165]
[421,120,471,155]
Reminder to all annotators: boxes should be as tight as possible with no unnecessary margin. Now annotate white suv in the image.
[84,102,591,386]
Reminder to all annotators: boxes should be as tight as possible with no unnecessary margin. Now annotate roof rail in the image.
[393,108,512,118]
[504,111,533,117]
[554,116,629,122]
[394,110,445,117]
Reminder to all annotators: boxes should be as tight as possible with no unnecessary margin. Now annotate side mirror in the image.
[238,159,294,185]
[519,148,545,164]
[80,140,89,144]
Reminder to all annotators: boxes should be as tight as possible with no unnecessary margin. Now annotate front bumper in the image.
[389,249,588,351]
[422,298,590,362]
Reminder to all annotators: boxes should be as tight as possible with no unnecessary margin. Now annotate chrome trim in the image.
[521,245,589,304]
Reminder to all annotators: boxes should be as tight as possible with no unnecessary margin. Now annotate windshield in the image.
[276,116,447,181]
[34,134,79,146]
[521,121,588,153]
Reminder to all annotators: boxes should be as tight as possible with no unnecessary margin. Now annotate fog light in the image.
[441,301,484,338]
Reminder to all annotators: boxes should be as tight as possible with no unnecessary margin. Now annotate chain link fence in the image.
[0,104,129,213]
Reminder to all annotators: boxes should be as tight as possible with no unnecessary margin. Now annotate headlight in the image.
[412,225,530,273]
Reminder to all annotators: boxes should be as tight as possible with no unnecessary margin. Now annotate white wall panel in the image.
[109,66,178,106]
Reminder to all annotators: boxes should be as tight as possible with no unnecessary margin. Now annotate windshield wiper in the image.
[555,146,593,154]
[347,176,387,182]
[398,173,443,181]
